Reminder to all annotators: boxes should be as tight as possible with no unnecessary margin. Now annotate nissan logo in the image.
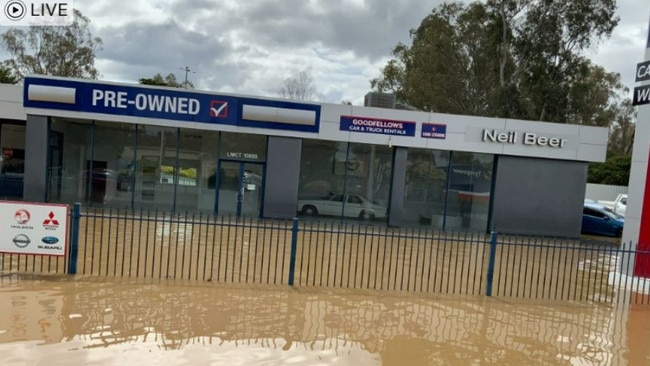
[13,234,30,248]
[41,236,59,245]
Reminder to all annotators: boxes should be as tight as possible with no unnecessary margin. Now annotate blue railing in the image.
[1,203,649,304]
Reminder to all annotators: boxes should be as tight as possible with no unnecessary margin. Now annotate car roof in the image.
[584,202,608,210]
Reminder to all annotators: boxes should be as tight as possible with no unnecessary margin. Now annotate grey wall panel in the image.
[585,183,628,202]
[490,156,587,238]
[23,115,49,202]
[263,136,302,219]
[388,147,408,227]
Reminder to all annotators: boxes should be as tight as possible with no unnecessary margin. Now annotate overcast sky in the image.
[67,0,650,105]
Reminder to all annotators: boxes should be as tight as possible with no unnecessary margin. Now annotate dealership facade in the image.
[0,76,609,237]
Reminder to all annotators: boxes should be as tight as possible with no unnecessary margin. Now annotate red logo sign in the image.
[209,100,228,118]
[43,211,59,226]
[14,209,30,224]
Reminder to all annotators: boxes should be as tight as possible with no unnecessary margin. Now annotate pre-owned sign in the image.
[1,201,69,256]
[23,76,322,133]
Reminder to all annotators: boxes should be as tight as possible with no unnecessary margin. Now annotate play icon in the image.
[4,0,26,21]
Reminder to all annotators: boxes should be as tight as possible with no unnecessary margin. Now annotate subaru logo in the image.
[41,236,59,245]
[13,234,30,248]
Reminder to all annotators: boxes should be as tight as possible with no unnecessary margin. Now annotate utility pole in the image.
[179,66,195,89]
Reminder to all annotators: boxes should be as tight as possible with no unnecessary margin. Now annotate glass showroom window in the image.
[403,148,451,228]
[133,125,177,210]
[176,128,219,213]
[444,152,494,232]
[0,123,25,200]
[298,140,391,222]
[298,140,348,219]
[49,118,93,204]
[343,143,392,221]
[90,121,136,208]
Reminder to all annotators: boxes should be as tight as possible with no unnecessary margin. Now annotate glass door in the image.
[217,161,264,218]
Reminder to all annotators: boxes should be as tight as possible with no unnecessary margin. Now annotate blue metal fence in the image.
[0,175,23,199]
[2,203,650,304]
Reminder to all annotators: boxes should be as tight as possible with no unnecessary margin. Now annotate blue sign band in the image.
[23,77,321,133]
[339,115,416,137]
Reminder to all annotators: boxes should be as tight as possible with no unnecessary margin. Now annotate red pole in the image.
[634,149,650,277]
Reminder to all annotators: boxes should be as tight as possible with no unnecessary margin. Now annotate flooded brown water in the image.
[0,275,648,365]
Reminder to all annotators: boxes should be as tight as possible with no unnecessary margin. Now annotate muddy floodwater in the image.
[0,275,648,365]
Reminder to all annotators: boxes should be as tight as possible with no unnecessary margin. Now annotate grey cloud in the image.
[98,20,230,67]
[587,0,649,91]
[94,19,237,85]
[168,0,438,60]
[80,0,649,105]
[245,0,435,59]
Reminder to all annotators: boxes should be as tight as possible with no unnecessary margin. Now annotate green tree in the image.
[607,99,636,157]
[0,63,19,84]
[138,73,194,88]
[371,0,622,124]
[588,98,635,185]
[0,9,102,80]
[588,154,631,186]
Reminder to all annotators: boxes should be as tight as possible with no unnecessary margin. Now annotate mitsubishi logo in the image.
[43,211,59,226]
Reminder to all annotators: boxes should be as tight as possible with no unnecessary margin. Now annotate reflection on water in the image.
[0,274,648,365]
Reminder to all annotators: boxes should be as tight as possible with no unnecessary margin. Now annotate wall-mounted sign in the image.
[1,201,69,256]
[636,60,650,82]
[339,115,416,137]
[224,152,260,160]
[23,76,321,133]
[482,129,567,148]
[633,85,650,106]
[421,123,447,139]
[219,132,267,162]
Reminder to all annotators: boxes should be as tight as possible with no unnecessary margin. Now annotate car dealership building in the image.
[0,75,609,237]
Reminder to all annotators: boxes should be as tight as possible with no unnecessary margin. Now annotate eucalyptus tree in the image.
[371,0,622,125]
[0,9,102,80]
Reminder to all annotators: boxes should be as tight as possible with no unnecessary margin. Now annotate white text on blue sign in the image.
[92,89,200,115]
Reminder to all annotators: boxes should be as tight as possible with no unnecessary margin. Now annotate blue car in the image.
[582,202,624,237]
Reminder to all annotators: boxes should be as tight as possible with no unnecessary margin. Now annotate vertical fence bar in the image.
[486,230,498,297]
[276,222,286,284]
[304,221,313,286]
[288,217,299,286]
[67,203,81,275]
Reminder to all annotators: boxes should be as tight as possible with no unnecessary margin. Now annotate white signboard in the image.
[1,201,69,256]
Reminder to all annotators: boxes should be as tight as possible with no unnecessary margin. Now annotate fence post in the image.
[67,202,81,275]
[288,217,299,286]
[486,230,498,297]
